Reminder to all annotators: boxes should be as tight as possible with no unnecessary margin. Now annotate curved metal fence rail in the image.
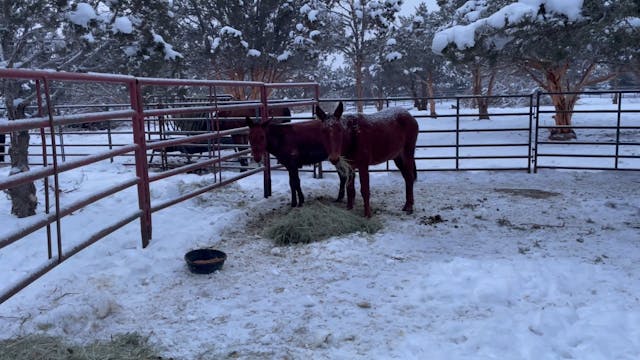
[0,68,319,304]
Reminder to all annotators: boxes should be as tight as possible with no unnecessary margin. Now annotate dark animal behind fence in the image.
[247,119,347,207]
[317,102,418,217]
[170,106,291,168]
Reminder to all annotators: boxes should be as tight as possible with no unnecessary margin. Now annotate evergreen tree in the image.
[433,0,640,138]
[1,0,181,217]
[175,0,323,99]
[313,0,403,111]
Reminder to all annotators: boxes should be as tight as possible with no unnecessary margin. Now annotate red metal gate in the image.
[0,68,319,304]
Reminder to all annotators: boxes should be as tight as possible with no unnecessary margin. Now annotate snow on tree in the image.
[176,0,324,99]
[392,3,461,116]
[311,0,403,111]
[0,0,182,218]
[432,0,640,138]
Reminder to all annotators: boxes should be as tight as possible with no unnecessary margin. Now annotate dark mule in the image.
[246,119,347,207]
[171,106,291,168]
[316,102,418,217]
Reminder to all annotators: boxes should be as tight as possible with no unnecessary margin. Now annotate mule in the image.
[172,106,291,168]
[316,102,418,217]
[246,118,347,207]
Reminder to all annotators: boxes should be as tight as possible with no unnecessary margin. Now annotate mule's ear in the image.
[316,105,327,122]
[334,102,343,119]
[245,116,255,128]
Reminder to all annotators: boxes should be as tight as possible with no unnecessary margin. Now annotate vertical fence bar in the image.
[614,91,622,169]
[211,85,221,183]
[314,84,324,179]
[533,92,541,173]
[455,97,460,170]
[35,80,53,259]
[260,84,271,198]
[129,80,152,247]
[527,93,534,173]
[42,78,64,261]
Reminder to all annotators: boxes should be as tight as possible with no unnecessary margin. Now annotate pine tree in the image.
[1,0,182,217]
[433,0,640,138]
[176,0,323,99]
[314,0,402,111]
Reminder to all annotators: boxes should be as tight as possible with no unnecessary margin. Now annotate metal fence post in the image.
[615,91,622,169]
[455,97,460,170]
[527,93,534,173]
[129,79,152,247]
[42,78,64,261]
[260,84,272,198]
[533,92,541,173]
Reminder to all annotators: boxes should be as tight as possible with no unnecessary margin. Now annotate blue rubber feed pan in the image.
[184,248,227,274]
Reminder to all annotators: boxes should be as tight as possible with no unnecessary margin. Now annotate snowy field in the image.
[1,98,640,359]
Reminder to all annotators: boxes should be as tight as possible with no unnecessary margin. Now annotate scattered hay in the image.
[263,201,382,245]
[0,333,166,360]
[334,156,353,176]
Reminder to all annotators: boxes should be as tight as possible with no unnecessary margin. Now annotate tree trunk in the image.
[471,65,491,119]
[426,72,437,118]
[355,57,364,113]
[6,101,38,218]
[477,98,490,120]
[545,66,578,140]
[409,77,423,110]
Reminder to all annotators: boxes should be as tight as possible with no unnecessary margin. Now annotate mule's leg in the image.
[335,166,348,202]
[359,167,372,218]
[346,170,356,210]
[295,168,305,207]
[288,167,303,207]
[394,156,415,214]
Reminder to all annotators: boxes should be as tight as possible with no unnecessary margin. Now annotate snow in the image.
[385,51,402,61]
[307,10,320,22]
[152,32,183,60]
[277,50,292,62]
[220,26,242,37]
[1,101,639,359]
[82,33,95,43]
[432,0,585,54]
[68,3,97,28]
[112,16,133,34]
[247,49,261,57]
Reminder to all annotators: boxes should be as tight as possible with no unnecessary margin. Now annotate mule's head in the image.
[316,102,344,165]
[246,117,270,163]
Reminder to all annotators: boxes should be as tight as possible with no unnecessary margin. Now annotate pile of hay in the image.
[263,200,382,245]
[0,333,164,360]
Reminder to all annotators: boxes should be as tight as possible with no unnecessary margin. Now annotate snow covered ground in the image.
[1,165,639,359]
[1,97,639,359]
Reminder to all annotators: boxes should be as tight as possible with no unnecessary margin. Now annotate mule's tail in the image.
[413,160,417,182]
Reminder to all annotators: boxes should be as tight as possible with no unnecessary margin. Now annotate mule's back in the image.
[268,120,328,166]
[348,108,418,165]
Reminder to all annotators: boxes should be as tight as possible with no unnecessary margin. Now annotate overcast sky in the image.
[400,0,440,16]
